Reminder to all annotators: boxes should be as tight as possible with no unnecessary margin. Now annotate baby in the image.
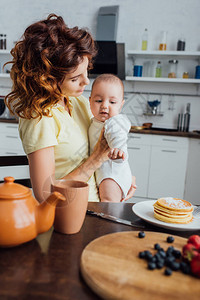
[89,74,132,202]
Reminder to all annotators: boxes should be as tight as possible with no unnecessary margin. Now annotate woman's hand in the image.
[120,176,137,202]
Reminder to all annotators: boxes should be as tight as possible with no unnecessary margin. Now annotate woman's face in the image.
[60,56,90,97]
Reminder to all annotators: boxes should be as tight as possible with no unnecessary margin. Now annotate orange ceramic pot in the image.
[0,176,65,247]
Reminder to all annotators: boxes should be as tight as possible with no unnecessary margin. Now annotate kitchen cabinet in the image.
[128,133,189,202]
[128,134,151,198]
[0,122,29,182]
[126,50,200,84]
[184,138,200,205]
[0,122,25,155]
[148,135,188,198]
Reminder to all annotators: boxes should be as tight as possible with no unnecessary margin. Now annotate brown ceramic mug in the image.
[51,180,89,234]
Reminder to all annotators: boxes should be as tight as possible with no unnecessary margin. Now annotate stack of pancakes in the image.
[153,197,193,224]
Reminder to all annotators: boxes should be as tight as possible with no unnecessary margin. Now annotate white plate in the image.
[132,200,200,231]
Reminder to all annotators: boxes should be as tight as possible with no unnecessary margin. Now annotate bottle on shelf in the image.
[155,61,162,78]
[141,28,148,50]
[0,34,3,49]
[168,60,178,78]
[159,31,167,51]
[3,34,6,50]
[177,38,185,51]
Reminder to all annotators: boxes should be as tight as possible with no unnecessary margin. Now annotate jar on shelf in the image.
[168,60,178,78]
[182,72,189,79]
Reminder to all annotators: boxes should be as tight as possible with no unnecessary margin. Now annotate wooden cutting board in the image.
[80,231,200,300]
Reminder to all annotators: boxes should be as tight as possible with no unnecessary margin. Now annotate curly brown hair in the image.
[5,14,97,119]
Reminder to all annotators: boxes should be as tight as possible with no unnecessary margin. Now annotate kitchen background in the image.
[0,0,200,204]
[0,0,200,130]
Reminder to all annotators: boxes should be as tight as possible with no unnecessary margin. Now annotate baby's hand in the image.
[108,148,126,160]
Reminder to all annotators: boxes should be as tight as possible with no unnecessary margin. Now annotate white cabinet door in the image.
[128,144,151,198]
[148,146,188,199]
[184,139,200,205]
[0,122,25,155]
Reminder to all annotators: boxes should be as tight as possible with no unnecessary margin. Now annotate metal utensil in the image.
[86,210,145,229]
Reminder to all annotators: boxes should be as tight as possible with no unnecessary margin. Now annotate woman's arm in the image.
[28,129,110,203]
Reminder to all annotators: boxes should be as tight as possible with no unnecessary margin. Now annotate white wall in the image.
[0,0,200,130]
[0,0,200,51]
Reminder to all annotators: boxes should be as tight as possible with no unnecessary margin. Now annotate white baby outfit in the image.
[89,114,132,198]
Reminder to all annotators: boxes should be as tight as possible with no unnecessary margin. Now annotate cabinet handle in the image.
[5,152,18,154]
[161,150,177,153]
[129,147,141,150]
[6,125,17,128]
[162,138,177,142]
[129,136,141,139]
[6,135,18,139]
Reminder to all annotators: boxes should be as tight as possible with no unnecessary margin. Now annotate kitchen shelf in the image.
[127,50,200,60]
[125,76,200,83]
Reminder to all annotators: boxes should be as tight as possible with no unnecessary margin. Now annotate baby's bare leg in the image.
[99,178,123,202]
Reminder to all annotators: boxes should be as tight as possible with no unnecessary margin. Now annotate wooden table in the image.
[0,203,199,299]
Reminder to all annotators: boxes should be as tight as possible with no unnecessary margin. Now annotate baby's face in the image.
[89,81,124,122]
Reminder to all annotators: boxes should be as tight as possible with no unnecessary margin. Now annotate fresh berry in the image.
[158,250,166,259]
[190,253,200,278]
[139,251,146,259]
[149,256,157,263]
[165,256,175,267]
[180,261,191,274]
[167,236,174,243]
[182,243,199,261]
[157,261,164,269]
[172,249,181,259]
[170,261,180,271]
[187,235,200,250]
[148,262,156,270]
[164,268,172,276]
[146,252,153,261]
[138,231,145,238]
[154,243,161,250]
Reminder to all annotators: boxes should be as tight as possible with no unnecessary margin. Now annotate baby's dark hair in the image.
[91,74,124,95]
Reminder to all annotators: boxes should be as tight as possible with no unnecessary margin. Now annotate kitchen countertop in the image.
[130,127,200,139]
[0,202,199,300]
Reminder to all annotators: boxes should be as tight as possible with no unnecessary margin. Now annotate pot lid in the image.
[0,176,31,200]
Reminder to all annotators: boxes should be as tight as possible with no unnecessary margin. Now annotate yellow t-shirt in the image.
[19,95,99,202]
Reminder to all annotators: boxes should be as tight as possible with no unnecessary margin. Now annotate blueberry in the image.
[146,252,153,261]
[149,256,157,263]
[167,236,174,243]
[139,251,146,259]
[166,246,174,256]
[138,231,145,238]
[170,261,180,271]
[154,243,161,250]
[158,250,166,259]
[180,261,191,274]
[157,261,164,269]
[165,256,176,267]
[172,249,181,259]
[148,262,156,270]
[164,268,172,276]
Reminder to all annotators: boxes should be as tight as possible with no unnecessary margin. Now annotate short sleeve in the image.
[19,116,58,154]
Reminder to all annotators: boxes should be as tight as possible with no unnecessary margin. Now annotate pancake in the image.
[153,197,193,224]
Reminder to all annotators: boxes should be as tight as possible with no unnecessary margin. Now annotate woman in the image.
[5,14,135,202]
